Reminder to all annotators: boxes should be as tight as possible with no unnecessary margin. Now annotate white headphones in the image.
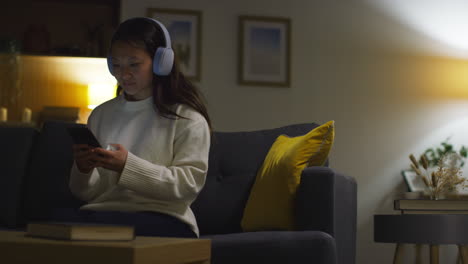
[107,17,174,76]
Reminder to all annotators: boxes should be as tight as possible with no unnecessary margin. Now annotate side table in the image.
[374,214,468,264]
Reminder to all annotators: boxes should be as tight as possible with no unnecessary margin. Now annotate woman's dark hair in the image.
[111,17,212,130]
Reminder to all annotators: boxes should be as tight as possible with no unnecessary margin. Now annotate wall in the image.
[115,0,468,262]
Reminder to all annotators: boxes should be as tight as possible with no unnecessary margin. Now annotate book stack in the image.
[394,199,468,215]
[26,222,135,241]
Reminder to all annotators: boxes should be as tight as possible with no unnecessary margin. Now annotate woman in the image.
[67,17,211,238]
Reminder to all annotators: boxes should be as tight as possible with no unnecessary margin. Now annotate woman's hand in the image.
[72,144,99,174]
[92,144,128,173]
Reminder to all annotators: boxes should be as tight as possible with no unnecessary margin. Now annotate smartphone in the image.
[67,126,102,148]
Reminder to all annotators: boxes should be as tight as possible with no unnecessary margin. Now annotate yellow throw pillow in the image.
[241,121,335,231]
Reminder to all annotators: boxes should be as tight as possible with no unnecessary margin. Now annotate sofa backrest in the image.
[191,123,319,235]
[1,121,321,233]
[0,126,38,228]
[22,121,86,222]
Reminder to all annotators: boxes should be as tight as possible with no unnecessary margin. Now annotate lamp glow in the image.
[367,0,468,58]
[87,82,116,109]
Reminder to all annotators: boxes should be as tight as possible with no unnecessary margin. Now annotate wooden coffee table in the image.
[0,230,210,264]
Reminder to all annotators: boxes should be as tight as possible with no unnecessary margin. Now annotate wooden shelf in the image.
[1,0,120,57]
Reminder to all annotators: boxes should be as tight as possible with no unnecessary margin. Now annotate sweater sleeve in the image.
[68,107,107,201]
[118,118,210,203]
[69,162,107,201]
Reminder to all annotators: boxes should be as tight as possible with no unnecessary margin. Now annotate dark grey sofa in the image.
[1,121,357,264]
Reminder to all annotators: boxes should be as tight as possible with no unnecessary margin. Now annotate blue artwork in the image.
[249,28,281,75]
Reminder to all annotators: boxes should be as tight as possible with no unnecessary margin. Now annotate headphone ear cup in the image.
[107,56,114,75]
[153,47,174,76]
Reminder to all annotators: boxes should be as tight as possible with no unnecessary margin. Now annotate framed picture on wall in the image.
[238,16,291,87]
[402,170,427,192]
[147,8,202,81]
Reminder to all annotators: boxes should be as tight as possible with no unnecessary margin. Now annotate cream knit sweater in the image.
[69,95,210,236]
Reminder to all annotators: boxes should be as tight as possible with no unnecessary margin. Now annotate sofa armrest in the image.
[294,166,357,264]
[0,127,38,228]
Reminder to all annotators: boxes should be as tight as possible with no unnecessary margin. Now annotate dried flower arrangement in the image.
[409,153,468,200]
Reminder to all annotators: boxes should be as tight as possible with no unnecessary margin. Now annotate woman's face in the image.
[110,41,154,101]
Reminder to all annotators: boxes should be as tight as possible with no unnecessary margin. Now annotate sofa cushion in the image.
[241,121,335,231]
[204,231,337,264]
[191,123,320,235]
[0,127,38,227]
[22,122,85,221]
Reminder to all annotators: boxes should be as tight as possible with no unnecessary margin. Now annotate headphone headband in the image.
[145,18,172,48]
[107,17,174,76]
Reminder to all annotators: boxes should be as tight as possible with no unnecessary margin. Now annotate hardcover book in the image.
[401,210,468,215]
[26,222,135,241]
[394,199,468,211]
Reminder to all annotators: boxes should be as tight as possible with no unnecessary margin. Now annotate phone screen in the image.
[67,126,102,148]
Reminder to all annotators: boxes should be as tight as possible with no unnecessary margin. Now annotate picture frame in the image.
[402,170,427,192]
[238,16,291,87]
[147,8,202,81]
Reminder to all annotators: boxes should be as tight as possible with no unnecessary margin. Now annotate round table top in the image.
[374,214,468,244]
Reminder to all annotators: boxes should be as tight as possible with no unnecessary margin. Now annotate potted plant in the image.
[421,138,467,168]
